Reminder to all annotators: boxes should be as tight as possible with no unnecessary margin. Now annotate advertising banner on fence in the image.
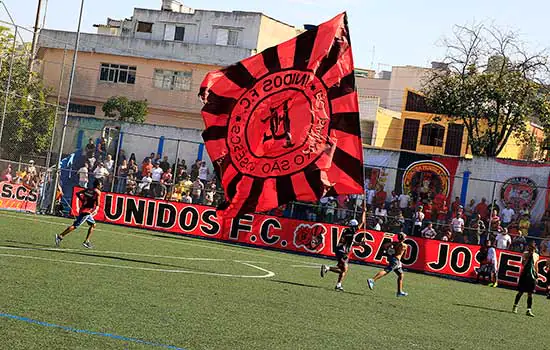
[72,189,549,292]
[0,181,38,213]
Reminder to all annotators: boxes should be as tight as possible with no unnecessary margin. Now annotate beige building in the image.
[36,1,301,129]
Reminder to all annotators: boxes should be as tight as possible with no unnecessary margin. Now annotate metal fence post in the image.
[111,130,123,192]
[0,26,18,158]
[45,45,67,168]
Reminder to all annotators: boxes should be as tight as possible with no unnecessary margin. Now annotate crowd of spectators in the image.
[80,138,223,207]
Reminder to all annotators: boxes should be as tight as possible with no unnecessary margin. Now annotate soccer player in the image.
[55,179,102,249]
[367,232,408,297]
[320,219,362,292]
[512,240,539,317]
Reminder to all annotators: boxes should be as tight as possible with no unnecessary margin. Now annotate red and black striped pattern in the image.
[199,13,363,218]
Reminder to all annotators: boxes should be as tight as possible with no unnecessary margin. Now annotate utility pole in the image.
[28,0,43,71]
[0,26,18,158]
[49,0,84,214]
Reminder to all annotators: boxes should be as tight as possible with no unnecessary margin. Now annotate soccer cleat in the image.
[367,279,374,290]
[82,241,93,249]
[397,291,409,297]
[512,306,518,314]
[55,234,62,247]
[335,285,344,292]
[526,309,535,317]
[320,265,328,278]
[488,282,498,288]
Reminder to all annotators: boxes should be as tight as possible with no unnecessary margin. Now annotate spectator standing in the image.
[412,206,425,237]
[464,198,476,220]
[182,176,193,196]
[162,168,174,196]
[203,184,215,206]
[97,138,107,161]
[398,191,410,211]
[500,204,515,228]
[116,159,129,193]
[77,163,89,188]
[519,204,530,218]
[182,192,192,204]
[141,158,153,178]
[423,200,433,222]
[2,164,13,182]
[126,174,137,195]
[451,213,466,243]
[154,153,162,164]
[518,214,531,236]
[27,160,37,177]
[488,200,500,216]
[469,213,486,245]
[374,204,387,223]
[139,172,153,197]
[489,210,501,232]
[325,199,337,223]
[104,154,115,189]
[475,198,490,221]
[150,162,164,198]
[495,228,512,250]
[198,161,210,185]
[85,138,95,159]
[93,162,109,183]
[128,159,138,177]
[190,159,201,180]
[129,153,137,164]
[366,185,376,210]
[178,159,188,172]
[374,186,387,209]
[422,222,437,239]
[191,178,204,204]
[175,167,187,183]
[160,156,170,173]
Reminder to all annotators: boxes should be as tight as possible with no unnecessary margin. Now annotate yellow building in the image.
[370,89,546,160]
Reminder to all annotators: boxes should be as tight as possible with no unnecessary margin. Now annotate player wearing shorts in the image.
[55,179,102,249]
[512,240,539,317]
[320,219,362,292]
[367,232,408,297]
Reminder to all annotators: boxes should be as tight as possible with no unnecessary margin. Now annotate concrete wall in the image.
[256,15,299,53]
[387,66,430,111]
[131,8,262,50]
[61,116,212,170]
[38,30,254,66]
[37,48,219,129]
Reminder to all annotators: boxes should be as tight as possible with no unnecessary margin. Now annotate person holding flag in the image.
[55,179,102,249]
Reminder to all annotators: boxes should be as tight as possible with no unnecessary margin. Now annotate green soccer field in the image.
[0,211,548,350]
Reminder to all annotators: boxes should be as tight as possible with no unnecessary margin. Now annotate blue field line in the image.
[0,312,186,350]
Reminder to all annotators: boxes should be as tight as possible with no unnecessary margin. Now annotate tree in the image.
[0,26,56,161]
[102,96,148,123]
[423,24,550,157]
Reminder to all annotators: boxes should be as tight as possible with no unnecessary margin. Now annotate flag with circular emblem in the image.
[199,13,364,218]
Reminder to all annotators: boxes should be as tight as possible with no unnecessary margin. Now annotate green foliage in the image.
[102,96,148,123]
[0,27,56,160]
[423,24,550,157]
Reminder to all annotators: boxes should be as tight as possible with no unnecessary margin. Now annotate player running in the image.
[512,240,540,317]
[367,232,408,297]
[320,219,363,292]
[55,179,102,249]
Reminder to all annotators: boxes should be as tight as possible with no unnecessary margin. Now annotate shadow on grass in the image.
[0,240,222,274]
[453,303,510,314]
[270,279,364,296]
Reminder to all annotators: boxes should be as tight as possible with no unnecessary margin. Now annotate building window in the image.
[405,91,433,113]
[137,21,153,33]
[99,63,136,84]
[69,103,96,115]
[420,123,445,147]
[174,26,185,41]
[154,69,192,91]
[216,28,239,46]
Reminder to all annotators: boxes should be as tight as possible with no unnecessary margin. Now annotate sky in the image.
[1,0,549,69]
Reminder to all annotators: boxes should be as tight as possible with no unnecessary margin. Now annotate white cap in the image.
[349,219,359,227]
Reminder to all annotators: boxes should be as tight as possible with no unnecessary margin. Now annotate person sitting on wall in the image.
[475,240,498,287]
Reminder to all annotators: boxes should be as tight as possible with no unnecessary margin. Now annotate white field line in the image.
[290,264,322,268]
[0,250,275,279]
[0,212,319,265]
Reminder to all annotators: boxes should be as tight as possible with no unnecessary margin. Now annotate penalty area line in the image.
[0,312,185,349]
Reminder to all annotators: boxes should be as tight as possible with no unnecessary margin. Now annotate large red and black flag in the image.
[199,13,364,217]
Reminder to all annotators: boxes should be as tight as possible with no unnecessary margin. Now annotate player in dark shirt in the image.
[320,219,363,291]
[55,179,102,249]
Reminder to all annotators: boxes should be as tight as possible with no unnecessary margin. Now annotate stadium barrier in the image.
[72,188,549,292]
[0,181,39,213]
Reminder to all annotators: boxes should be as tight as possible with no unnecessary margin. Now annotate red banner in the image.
[72,189,549,292]
[0,181,38,213]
